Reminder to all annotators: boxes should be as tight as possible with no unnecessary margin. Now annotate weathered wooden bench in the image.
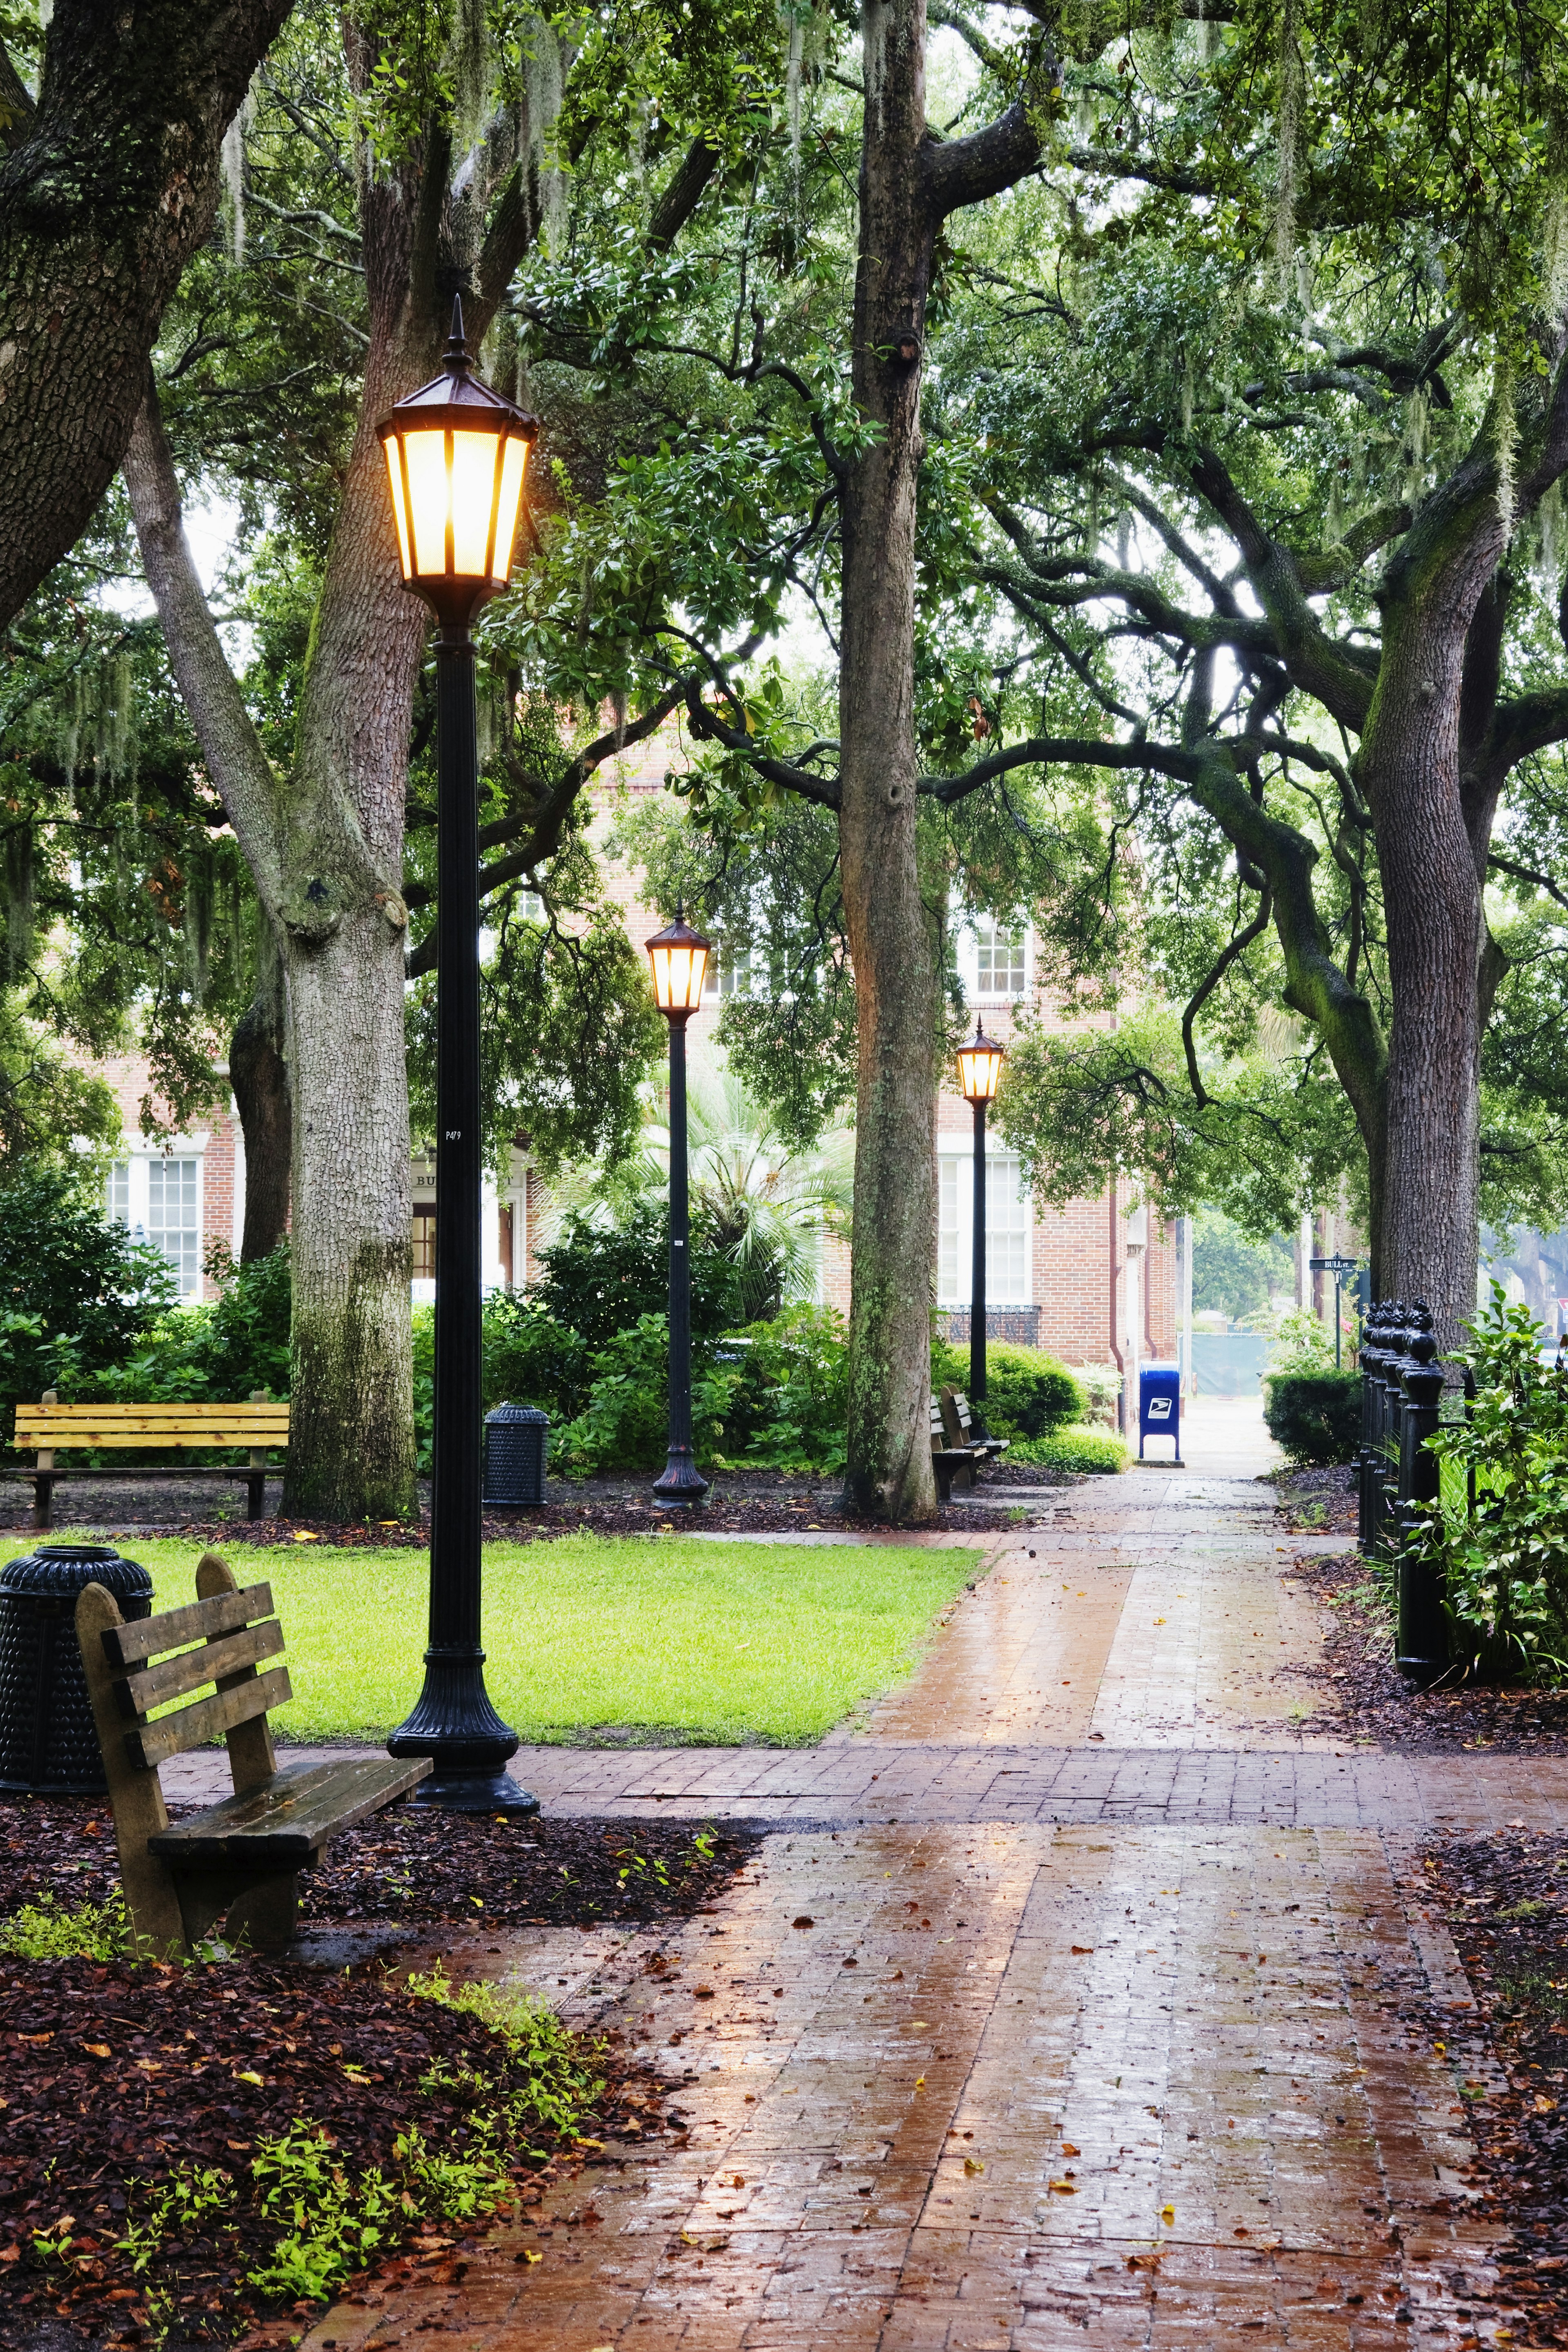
[8,1392,289,1529]
[76,1551,430,1956]
[929,1394,987,1501]
[939,1386,1012,1466]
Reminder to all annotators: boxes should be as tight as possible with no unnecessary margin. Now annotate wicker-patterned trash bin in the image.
[0,1544,154,1793]
[482,1403,549,1509]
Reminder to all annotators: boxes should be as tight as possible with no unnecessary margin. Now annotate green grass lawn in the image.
[11,1532,978,1746]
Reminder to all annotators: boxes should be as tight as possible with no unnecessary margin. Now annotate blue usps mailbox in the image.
[1138,1362,1182,1463]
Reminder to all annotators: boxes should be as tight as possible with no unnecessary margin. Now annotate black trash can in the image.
[0,1544,154,1793]
[483,1403,549,1508]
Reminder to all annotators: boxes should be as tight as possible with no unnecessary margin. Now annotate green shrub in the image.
[1008,1423,1129,1475]
[931,1336,1085,1437]
[715,1303,849,1472]
[1262,1368,1362,1464]
[536,1210,738,1351]
[0,1162,176,1438]
[481,1289,592,1421]
[1408,1285,1568,1679]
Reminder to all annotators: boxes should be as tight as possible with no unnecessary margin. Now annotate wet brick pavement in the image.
[258,1460,1525,2345]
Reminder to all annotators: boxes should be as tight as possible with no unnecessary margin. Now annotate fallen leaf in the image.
[515,2250,542,2266]
[234,2070,264,2086]
[693,1986,715,1999]
[1161,2205,1175,2225]
[82,2044,111,2060]
[1061,2143,1080,2156]
[792,1916,815,1929]
[1048,2180,1077,2194]
[963,2157,984,2176]
[1071,1946,1094,1955]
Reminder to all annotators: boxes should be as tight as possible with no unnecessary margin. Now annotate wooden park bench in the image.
[8,1392,290,1530]
[939,1386,1011,1468]
[76,1551,430,1956]
[929,1394,987,1501]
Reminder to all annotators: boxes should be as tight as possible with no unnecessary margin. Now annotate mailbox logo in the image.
[1147,1397,1172,1419]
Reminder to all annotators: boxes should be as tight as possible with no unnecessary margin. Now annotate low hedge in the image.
[1008,1423,1129,1475]
[931,1339,1085,1438]
[1262,1368,1362,1465]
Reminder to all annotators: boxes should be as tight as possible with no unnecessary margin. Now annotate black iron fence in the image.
[1356,1297,1450,1682]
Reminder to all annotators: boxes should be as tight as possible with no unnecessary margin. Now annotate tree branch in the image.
[922,101,1042,219]
[1182,886,1274,1107]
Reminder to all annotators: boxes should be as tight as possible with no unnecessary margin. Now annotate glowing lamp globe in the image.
[645,911,711,1018]
[956,1018,1006,1104]
[378,296,539,621]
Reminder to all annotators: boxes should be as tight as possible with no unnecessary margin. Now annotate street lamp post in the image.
[379,297,540,1813]
[645,909,712,1507]
[955,1019,1006,1429]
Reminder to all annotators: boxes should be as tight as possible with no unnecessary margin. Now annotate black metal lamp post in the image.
[645,909,712,1506]
[379,297,540,1814]
[955,1018,1007,1428]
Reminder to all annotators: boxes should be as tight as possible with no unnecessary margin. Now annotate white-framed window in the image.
[704,940,765,998]
[937,1149,1032,1304]
[107,1154,204,1297]
[971,915,1028,998]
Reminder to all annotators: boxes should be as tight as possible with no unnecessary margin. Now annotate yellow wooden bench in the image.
[7,1392,290,1529]
[77,1550,429,1955]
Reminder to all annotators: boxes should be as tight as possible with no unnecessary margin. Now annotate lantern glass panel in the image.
[451,430,501,573]
[491,437,528,582]
[384,441,413,578]
[649,940,708,1011]
[403,430,450,575]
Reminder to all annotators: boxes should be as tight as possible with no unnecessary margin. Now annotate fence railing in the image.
[1356,1297,1449,1682]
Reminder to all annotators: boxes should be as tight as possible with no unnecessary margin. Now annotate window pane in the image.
[106,1163,129,1228]
[974,917,1027,997]
[146,1157,200,1296]
[938,1156,962,1302]
[936,1152,1031,1304]
[412,1210,437,1280]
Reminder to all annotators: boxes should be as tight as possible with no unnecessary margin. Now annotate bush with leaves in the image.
[713,1304,850,1472]
[1262,1370,1362,1465]
[535,1210,739,1352]
[0,1163,176,1439]
[1009,1424,1129,1476]
[1407,1287,1568,1681]
[931,1336,1085,1438]
[45,1243,294,1440]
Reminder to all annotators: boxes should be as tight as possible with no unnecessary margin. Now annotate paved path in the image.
[294,1458,1525,2350]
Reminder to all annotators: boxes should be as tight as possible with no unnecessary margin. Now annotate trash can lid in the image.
[484,1401,549,1425]
[0,1544,153,1599]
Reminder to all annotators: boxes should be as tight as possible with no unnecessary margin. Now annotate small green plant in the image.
[246,2124,403,2302]
[1407,1285,1568,1679]
[0,1889,129,1960]
[117,2166,238,2274]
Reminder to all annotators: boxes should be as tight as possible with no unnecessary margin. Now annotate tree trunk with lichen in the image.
[229,932,291,1262]
[837,0,942,1520]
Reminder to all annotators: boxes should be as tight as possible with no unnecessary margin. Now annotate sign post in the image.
[1308,1253,1361,1368]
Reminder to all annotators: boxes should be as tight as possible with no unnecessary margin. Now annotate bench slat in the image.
[16,1415,287,1437]
[124,1666,292,1771]
[16,1407,289,1423]
[147,1755,433,1867]
[117,1619,286,1717]
[102,1583,276,1668]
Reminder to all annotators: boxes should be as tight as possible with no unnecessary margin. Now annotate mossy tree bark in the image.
[0,0,295,630]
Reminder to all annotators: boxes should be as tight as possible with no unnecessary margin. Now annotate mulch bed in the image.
[0,1952,671,2352]
[0,1801,766,2348]
[1409,1831,1568,2348]
[0,1798,765,1933]
[1276,1462,1359,1535]
[1281,1548,1568,1753]
[1,1463,1071,1546]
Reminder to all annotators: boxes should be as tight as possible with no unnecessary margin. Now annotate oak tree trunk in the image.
[838,0,941,1519]
[0,0,294,628]
[229,933,290,1262]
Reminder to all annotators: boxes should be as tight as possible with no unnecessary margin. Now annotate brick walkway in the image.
[289,1463,1525,2349]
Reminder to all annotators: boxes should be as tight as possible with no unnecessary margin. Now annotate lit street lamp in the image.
[645,908,712,1507]
[956,1018,1007,1429]
[381,297,539,1813]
